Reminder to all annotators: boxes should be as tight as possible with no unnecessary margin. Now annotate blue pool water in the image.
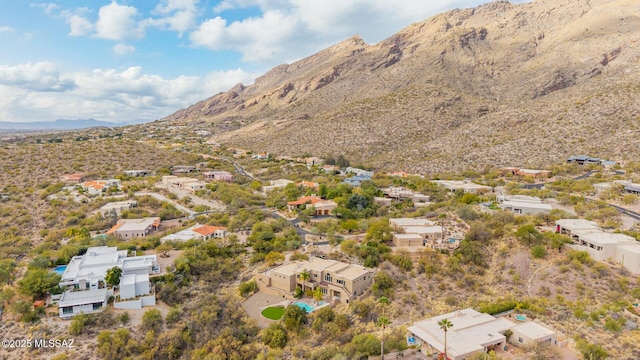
[293,301,314,313]
[515,314,527,321]
[407,336,417,345]
[52,265,67,275]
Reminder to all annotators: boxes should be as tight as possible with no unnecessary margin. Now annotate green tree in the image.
[262,323,288,348]
[438,318,454,359]
[105,267,122,288]
[514,224,542,245]
[372,271,394,299]
[531,245,547,259]
[340,219,359,234]
[141,308,163,333]
[18,268,61,300]
[299,269,310,292]
[365,219,393,243]
[283,304,307,332]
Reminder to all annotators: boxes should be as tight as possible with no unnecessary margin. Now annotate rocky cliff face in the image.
[160,0,640,173]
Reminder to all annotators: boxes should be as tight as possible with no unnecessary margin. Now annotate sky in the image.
[0,0,517,123]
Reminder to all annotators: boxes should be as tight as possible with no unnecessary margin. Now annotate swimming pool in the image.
[293,301,314,313]
[52,265,67,275]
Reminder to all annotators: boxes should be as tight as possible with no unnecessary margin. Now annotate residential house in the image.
[262,179,294,193]
[408,308,557,360]
[107,217,160,240]
[118,273,155,307]
[79,179,121,196]
[624,183,640,194]
[58,246,158,318]
[392,233,424,247]
[432,180,492,194]
[99,200,138,217]
[171,165,197,175]
[162,176,207,192]
[389,218,435,231]
[382,186,431,206]
[255,257,373,304]
[203,171,234,182]
[161,224,227,242]
[343,174,372,187]
[58,288,109,319]
[345,167,374,177]
[557,219,640,274]
[287,195,338,216]
[123,170,150,177]
[567,155,601,165]
[501,168,551,179]
[496,196,552,215]
[59,173,85,183]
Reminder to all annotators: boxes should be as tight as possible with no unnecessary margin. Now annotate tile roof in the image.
[193,225,227,236]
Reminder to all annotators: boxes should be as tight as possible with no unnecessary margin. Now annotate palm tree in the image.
[438,318,454,360]
[378,296,391,359]
[299,270,310,292]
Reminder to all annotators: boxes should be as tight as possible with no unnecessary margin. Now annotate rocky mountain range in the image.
[160,0,640,173]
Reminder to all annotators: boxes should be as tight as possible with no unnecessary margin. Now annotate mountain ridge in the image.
[160,0,640,173]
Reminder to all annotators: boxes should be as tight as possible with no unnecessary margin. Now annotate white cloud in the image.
[0,62,255,122]
[67,15,93,36]
[192,0,489,64]
[113,43,135,55]
[95,2,141,40]
[0,26,15,33]
[142,0,200,35]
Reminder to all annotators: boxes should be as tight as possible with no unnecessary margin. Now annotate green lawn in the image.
[261,306,285,320]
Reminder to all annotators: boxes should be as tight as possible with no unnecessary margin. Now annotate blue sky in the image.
[0,0,511,123]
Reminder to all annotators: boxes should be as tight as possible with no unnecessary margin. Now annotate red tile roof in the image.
[287,196,322,206]
[193,225,227,236]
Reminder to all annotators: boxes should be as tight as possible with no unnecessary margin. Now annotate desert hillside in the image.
[159,0,640,172]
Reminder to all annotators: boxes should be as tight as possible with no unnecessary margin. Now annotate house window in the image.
[93,303,102,310]
[337,279,345,285]
[313,274,318,278]
[62,307,73,314]
[321,287,328,295]
[324,274,332,282]
[518,337,524,343]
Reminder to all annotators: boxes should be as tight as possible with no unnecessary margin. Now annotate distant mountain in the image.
[0,118,149,131]
[160,0,640,173]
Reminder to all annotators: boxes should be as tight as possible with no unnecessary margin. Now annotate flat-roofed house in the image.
[123,170,149,177]
[403,226,445,242]
[99,200,138,216]
[256,258,373,304]
[58,246,159,317]
[262,179,294,193]
[107,217,160,240]
[389,218,435,231]
[203,171,234,182]
[59,288,108,319]
[555,219,600,239]
[624,183,640,194]
[432,180,492,194]
[408,308,557,360]
[60,173,85,183]
[558,219,640,274]
[500,200,552,215]
[393,233,424,247]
